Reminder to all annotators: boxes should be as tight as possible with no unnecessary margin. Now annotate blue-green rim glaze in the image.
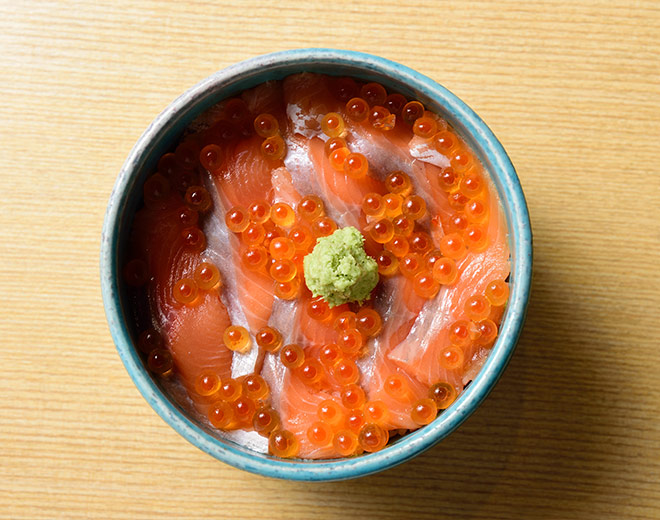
[101,49,532,482]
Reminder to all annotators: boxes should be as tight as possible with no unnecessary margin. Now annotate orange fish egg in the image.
[199,144,224,172]
[288,225,314,252]
[401,101,424,125]
[465,294,491,321]
[223,325,251,353]
[338,328,363,355]
[413,116,438,139]
[217,378,243,402]
[439,233,467,260]
[208,401,234,430]
[255,326,283,353]
[225,206,250,233]
[362,192,386,218]
[194,371,221,397]
[242,245,268,271]
[147,348,173,375]
[411,398,438,425]
[253,406,281,437]
[399,253,423,278]
[332,77,359,102]
[270,259,297,283]
[143,173,171,210]
[432,257,459,285]
[356,308,383,338]
[448,320,471,347]
[332,359,360,386]
[269,237,296,260]
[242,222,266,246]
[385,171,412,196]
[173,278,199,306]
[224,98,249,122]
[345,97,370,122]
[423,249,443,271]
[384,374,412,402]
[344,152,369,179]
[275,277,301,300]
[334,311,357,332]
[485,279,510,307]
[439,345,465,370]
[307,296,332,322]
[123,258,148,287]
[438,168,459,192]
[383,193,403,218]
[311,216,338,237]
[448,191,470,212]
[368,218,395,244]
[178,206,199,228]
[248,200,272,224]
[329,147,351,172]
[269,429,299,458]
[194,261,222,291]
[261,135,286,160]
[346,410,366,434]
[465,198,489,224]
[333,430,360,456]
[243,374,270,401]
[464,224,489,252]
[324,136,347,157]
[450,149,474,173]
[413,270,440,299]
[138,328,163,354]
[181,227,206,252]
[253,113,279,138]
[175,140,200,170]
[360,82,387,106]
[364,401,390,426]
[307,421,333,447]
[384,93,407,115]
[475,319,498,346]
[321,112,346,138]
[460,171,485,198]
[375,250,399,276]
[297,195,325,221]
[263,224,284,249]
[369,106,395,131]
[358,423,389,453]
[318,399,344,427]
[433,130,459,155]
[319,343,343,367]
[185,185,212,213]
[341,384,366,410]
[402,195,427,221]
[233,396,257,426]
[428,382,458,409]
[409,231,433,255]
[447,213,469,234]
[157,152,178,177]
[392,215,414,237]
[297,358,324,386]
[385,236,410,258]
[271,202,296,228]
[280,344,305,370]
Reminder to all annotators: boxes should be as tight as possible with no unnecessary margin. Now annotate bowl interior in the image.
[101,49,532,481]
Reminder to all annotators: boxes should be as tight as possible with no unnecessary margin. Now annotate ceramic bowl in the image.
[101,48,532,481]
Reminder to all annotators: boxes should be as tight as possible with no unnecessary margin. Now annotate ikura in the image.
[428,382,457,409]
[280,344,305,370]
[356,308,382,337]
[385,236,410,258]
[345,97,369,122]
[199,144,224,171]
[319,343,342,367]
[242,245,268,271]
[261,135,286,160]
[329,147,351,171]
[147,349,173,375]
[413,270,440,299]
[225,206,250,233]
[413,116,438,139]
[233,396,257,426]
[268,429,299,458]
[217,378,243,402]
[194,371,221,397]
[248,200,271,224]
[181,227,206,252]
[440,233,467,260]
[375,250,399,276]
[409,231,433,255]
[338,328,363,355]
[297,358,324,386]
[253,407,280,437]
[173,278,199,306]
[360,82,387,106]
[123,258,148,287]
[185,185,211,213]
[402,195,427,221]
[432,257,459,285]
[399,253,423,278]
[364,401,389,426]
[297,195,324,221]
[270,259,297,283]
[223,326,251,353]
[411,398,438,425]
[368,218,394,244]
[392,215,414,237]
[271,202,296,228]
[307,421,333,447]
[332,359,360,385]
[242,222,266,246]
[253,113,279,138]
[333,430,359,456]
[383,193,403,217]
[194,261,221,291]
[311,216,337,237]
[344,152,368,179]
[324,137,347,157]
[439,345,465,370]
[358,423,389,452]
[274,277,301,300]
[208,401,234,430]
[384,93,407,115]
[318,399,344,427]
[256,326,283,353]
[401,101,424,125]
[307,296,332,322]
[464,294,491,321]
[384,374,411,402]
[385,171,412,196]
[334,311,357,332]
[269,237,296,260]
[341,384,366,410]
[243,374,270,401]
[362,193,386,218]
[369,106,395,131]
[485,279,509,306]
[321,112,346,138]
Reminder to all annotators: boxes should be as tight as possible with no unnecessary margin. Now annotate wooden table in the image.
[2,1,659,518]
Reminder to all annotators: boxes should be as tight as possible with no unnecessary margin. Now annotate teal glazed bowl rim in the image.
[101,48,532,482]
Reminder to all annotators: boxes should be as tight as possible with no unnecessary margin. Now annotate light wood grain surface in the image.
[1,1,659,518]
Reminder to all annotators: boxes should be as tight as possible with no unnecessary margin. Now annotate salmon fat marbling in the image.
[123,73,510,460]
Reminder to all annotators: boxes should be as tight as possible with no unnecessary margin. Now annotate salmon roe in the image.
[356,308,383,337]
[346,410,366,434]
[440,233,467,260]
[334,311,357,332]
[218,378,243,402]
[383,193,403,217]
[274,277,301,300]
[384,93,407,115]
[341,384,366,410]
[261,135,286,160]
[358,423,389,453]
[392,215,414,237]
[223,325,251,353]
[199,144,224,172]
[402,195,427,221]
[475,318,498,346]
[401,101,424,125]
[362,192,386,218]
[369,106,395,131]
[271,202,296,228]
[413,116,438,139]
[269,237,296,260]
[147,348,173,375]
[333,359,360,385]
[242,222,266,246]
[233,396,257,426]
[253,406,281,437]
[256,326,283,353]
[225,206,250,233]
[429,382,458,409]
[194,261,222,291]
[270,259,297,282]
[307,421,333,447]
[138,328,162,354]
[248,200,271,224]
[344,152,368,179]
[338,329,363,355]
[375,250,399,276]
[269,429,299,458]
[143,173,170,209]
[399,253,423,278]
[321,112,346,138]
[385,171,412,196]
[465,294,491,321]
[465,198,489,224]
[280,344,305,369]
[307,296,332,322]
[181,227,206,252]
[438,168,459,192]
[385,236,410,258]
[329,147,351,172]
[384,374,411,402]
[448,320,471,347]
[432,257,459,285]
[173,278,199,306]
[297,195,324,221]
[253,113,279,138]
[364,401,389,426]
[413,270,440,299]
[411,398,438,425]
[485,279,509,306]
[319,343,342,367]
[345,97,369,122]
[311,216,337,237]
[360,82,387,106]
[333,430,359,456]
[297,358,324,386]
[243,374,270,401]
[242,245,268,271]
[185,185,211,213]
[194,371,221,397]
[318,399,344,427]
[409,231,433,255]
[465,224,489,252]
[324,136,347,157]
[123,258,148,287]
[208,401,234,429]
[288,225,314,251]
[439,345,465,370]
[368,218,395,244]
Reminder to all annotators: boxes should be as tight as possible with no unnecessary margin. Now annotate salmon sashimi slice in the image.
[388,186,510,387]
